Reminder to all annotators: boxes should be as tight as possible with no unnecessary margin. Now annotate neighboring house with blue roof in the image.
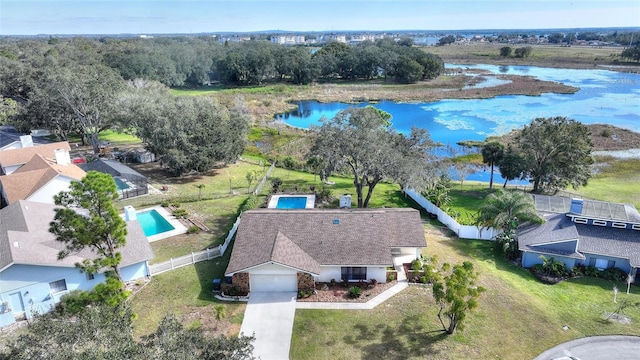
[0,200,154,328]
[518,196,640,282]
[0,128,51,151]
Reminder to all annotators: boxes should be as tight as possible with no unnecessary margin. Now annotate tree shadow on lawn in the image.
[343,315,448,359]
[193,247,234,303]
[440,236,542,284]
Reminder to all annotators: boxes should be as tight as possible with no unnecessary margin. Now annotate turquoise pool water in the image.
[276,197,307,209]
[137,210,174,237]
[114,178,130,190]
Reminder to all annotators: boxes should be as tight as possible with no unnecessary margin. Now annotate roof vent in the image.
[570,198,584,214]
[13,241,19,248]
[333,219,339,224]
[19,135,33,148]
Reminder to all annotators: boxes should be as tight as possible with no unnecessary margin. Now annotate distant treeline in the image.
[0,36,444,90]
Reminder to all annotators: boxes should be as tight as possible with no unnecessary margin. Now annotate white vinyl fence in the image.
[405,188,500,240]
[149,216,241,276]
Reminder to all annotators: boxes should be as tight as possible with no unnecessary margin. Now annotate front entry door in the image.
[9,292,25,320]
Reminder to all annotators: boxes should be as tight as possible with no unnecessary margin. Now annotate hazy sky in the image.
[1,0,639,35]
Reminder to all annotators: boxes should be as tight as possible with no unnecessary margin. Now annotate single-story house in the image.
[80,158,148,199]
[225,208,426,293]
[519,197,640,282]
[0,150,85,207]
[0,140,71,175]
[0,200,154,327]
[0,128,51,151]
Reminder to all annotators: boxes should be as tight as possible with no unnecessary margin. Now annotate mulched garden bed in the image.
[297,281,398,303]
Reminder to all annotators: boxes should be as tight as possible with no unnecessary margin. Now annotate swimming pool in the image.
[268,194,315,209]
[276,196,307,209]
[114,178,130,190]
[137,209,175,237]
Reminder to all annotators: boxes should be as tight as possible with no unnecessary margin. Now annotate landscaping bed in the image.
[297,281,398,303]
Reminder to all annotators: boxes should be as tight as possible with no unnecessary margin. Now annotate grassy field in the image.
[291,226,640,359]
[564,157,640,209]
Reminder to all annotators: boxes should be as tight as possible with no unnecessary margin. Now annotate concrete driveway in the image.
[240,292,297,360]
[534,335,640,360]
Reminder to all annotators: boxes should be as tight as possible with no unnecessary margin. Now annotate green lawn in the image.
[291,228,640,359]
[568,157,640,209]
[129,249,246,338]
[125,160,640,357]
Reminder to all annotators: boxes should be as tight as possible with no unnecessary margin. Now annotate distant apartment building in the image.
[270,35,306,45]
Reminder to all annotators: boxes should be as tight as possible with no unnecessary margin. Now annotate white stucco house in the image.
[225,208,426,293]
[0,200,155,328]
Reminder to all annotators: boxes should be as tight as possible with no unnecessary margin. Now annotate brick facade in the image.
[297,272,315,291]
[232,272,250,293]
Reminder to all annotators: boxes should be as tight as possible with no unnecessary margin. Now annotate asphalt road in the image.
[534,335,640,360]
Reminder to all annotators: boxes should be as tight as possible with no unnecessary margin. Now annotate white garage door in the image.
[250,274,297,292]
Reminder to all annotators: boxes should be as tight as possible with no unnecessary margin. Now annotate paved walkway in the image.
[239,291,297,360]
[534,335,640,360]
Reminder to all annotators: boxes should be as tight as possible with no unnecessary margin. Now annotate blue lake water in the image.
[276,64,640,185]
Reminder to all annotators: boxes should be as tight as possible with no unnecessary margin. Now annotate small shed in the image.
[134,149,155,163]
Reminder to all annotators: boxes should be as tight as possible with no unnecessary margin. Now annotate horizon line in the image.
[2,26,640,37]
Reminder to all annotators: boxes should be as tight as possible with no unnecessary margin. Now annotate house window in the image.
[86,272,95,281]
[593,220,607,227]
[49,279,67,294]
[341,267,367,281]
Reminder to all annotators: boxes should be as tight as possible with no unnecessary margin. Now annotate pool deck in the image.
[123,206,188,242]
[268,194,316,209]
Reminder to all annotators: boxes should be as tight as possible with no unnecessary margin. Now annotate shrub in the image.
[585,265,600,277]
[571,265,585,276]
[172,208,188,219]
[387,272,396,282]
[602,267,627,281]
[239,195,263,213]
[348,286,362,299]
[600,128,612,137]
[411,259,422,271]
[330,279,337,287]
[187,225,200,234]
[161,201,170,207]
[270,177,283,192]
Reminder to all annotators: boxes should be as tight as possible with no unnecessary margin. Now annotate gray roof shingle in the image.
[518,212,640,266]
[225,208,426,275]
[0,200,154,272]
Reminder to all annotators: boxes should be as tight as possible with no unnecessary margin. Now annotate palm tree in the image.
[481,141,504,189]
[476,190,543,259]
[475,190,543,232]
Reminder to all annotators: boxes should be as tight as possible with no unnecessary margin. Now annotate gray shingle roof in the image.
[0,127,52,149]
[0,200,154,272]
[518,212,640,266]
[225,208,426,275]
[80,159,146,182]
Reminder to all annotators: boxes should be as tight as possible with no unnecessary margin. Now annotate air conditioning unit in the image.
[339,194,351,208]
